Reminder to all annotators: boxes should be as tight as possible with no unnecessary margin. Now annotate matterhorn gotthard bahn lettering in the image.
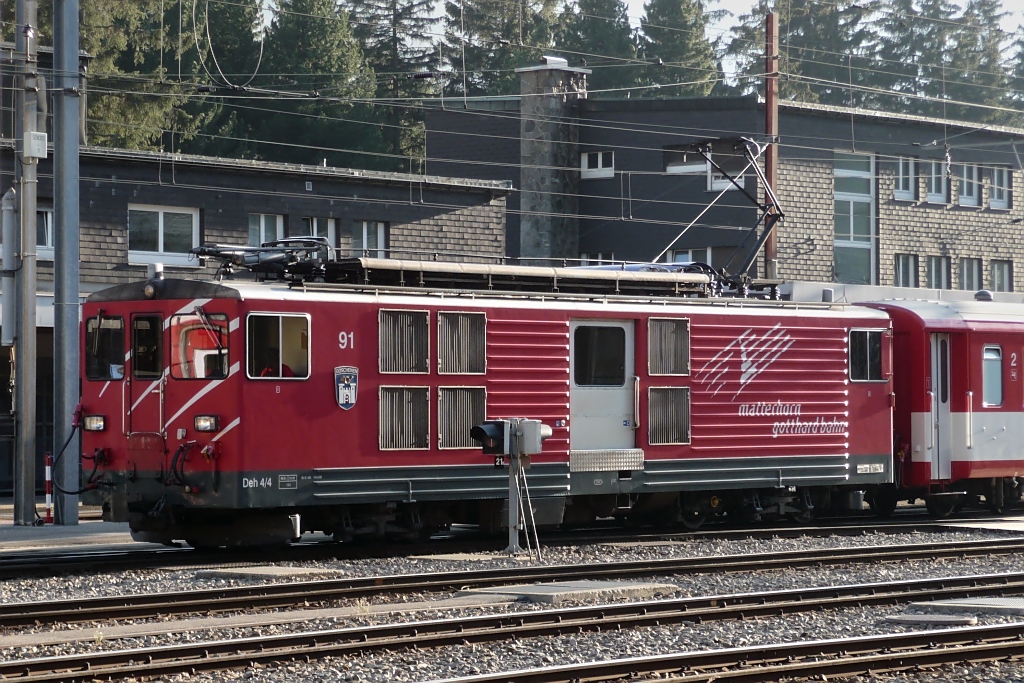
[696,324,849,438]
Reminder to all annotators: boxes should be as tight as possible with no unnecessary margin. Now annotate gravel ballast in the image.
[3,527,1024,683]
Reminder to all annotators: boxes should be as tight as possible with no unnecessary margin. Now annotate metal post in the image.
[764,12,779,280]
[2,189,16,346]
[53,0,81,524]
[13,0,39,526]
[506,418,523,554]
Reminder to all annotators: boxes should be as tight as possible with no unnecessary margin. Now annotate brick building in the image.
[426,61,1024,296]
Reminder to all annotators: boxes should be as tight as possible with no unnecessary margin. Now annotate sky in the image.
[619,0,1024,39]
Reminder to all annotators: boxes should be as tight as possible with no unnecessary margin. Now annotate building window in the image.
[991,259,1012,292]
[960,257,982,291]
[248,213,283,246]
[983,346,1003,407]
[664,147,745,191]
[925,161,947,203]
[834,153,875,285]
[581,252,615,265]
[581,151,614,179]
[849,329,884,382]
[991,167,1010,210]
[36,208,54,260]
[297,216,334,244]
[353,220,387,258]
[669,248,710,264]
[128,205,200,266]
[663,147,705,175]
[958,164,979,206]
[927,255,951,289]
[894,253,918,287]
[894,158,915,201]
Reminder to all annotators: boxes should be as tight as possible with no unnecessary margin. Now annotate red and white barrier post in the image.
[44,452,53,524]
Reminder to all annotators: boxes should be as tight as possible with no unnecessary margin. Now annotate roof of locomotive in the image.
[86,273,892,321]
[863,298,1024,328]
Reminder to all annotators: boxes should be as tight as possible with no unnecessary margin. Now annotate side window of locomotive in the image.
[849,329,884,382]
[379,309,429,373]
[247,314,310,380]
[438,312,485,374]
[983,346,1003,407]
[132,315,163,380]
[649,318,690,375]
[85,316,126,381]
[574,326,626,386]
[170,313,229,380]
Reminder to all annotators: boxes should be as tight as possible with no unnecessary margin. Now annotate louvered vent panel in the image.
[438,312,486,374]
[438,387,486,449]
[379,310,428,373]
[648,387,691,445]
[379,386,430,450]
[649,318,690,375]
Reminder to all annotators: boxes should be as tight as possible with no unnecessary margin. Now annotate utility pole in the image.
[764,12,779,280]
[54,0,82,524]
[13,0,41,526]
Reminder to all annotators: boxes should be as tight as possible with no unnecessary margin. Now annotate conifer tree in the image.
[256,0,386,168]
[554,0,642,95]
[943,0,1010,123]
[441,0,560,96]
[345,0,437,170]
[638,0,718,96]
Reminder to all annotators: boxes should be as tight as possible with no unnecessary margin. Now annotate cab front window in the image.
[85,316,126,381]
[170,311,229,379]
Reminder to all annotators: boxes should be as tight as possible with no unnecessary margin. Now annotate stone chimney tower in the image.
[516,56,589,263]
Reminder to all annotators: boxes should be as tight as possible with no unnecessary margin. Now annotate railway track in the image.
[4,571,1024,681]
[0,515,993,580]
[433,623,1024,682]
[3,536,1024,629]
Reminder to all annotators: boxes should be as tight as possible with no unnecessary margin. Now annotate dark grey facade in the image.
[0,145,510,494]
[426,64,1024,292]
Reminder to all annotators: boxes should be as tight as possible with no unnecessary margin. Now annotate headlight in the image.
[194,415,219,432]
[83,415,105,431]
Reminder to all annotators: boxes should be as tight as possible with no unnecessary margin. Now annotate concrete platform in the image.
[411,552,533,562]
[195,566,348,580]
[0,520,140,552]
[913,597,1024,616]
[939,517,1024,533]
[887,612,978,626]
[463,580,678,604]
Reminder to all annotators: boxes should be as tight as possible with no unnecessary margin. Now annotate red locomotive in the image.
[75,248,1017,546]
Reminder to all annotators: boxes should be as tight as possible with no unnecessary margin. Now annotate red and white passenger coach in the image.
[78,257,899,546]
[866,298,1024,516]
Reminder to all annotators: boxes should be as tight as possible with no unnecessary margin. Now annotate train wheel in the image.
[866,485,899,518]
[925,496,959,519]
[679,493,711,530]
[988,478,1014,515]
[680,507,708,530]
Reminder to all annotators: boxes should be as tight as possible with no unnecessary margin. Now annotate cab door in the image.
[127,313,165,436]
[569,321,636,453]
[929,333,953,480]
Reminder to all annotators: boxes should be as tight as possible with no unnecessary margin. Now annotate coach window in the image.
[574,326,625,386]
[247,314,310,380]
[170,312,229,379]
[850,329,884,381]
[983,346,1003,407]
[85,316,126,381]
